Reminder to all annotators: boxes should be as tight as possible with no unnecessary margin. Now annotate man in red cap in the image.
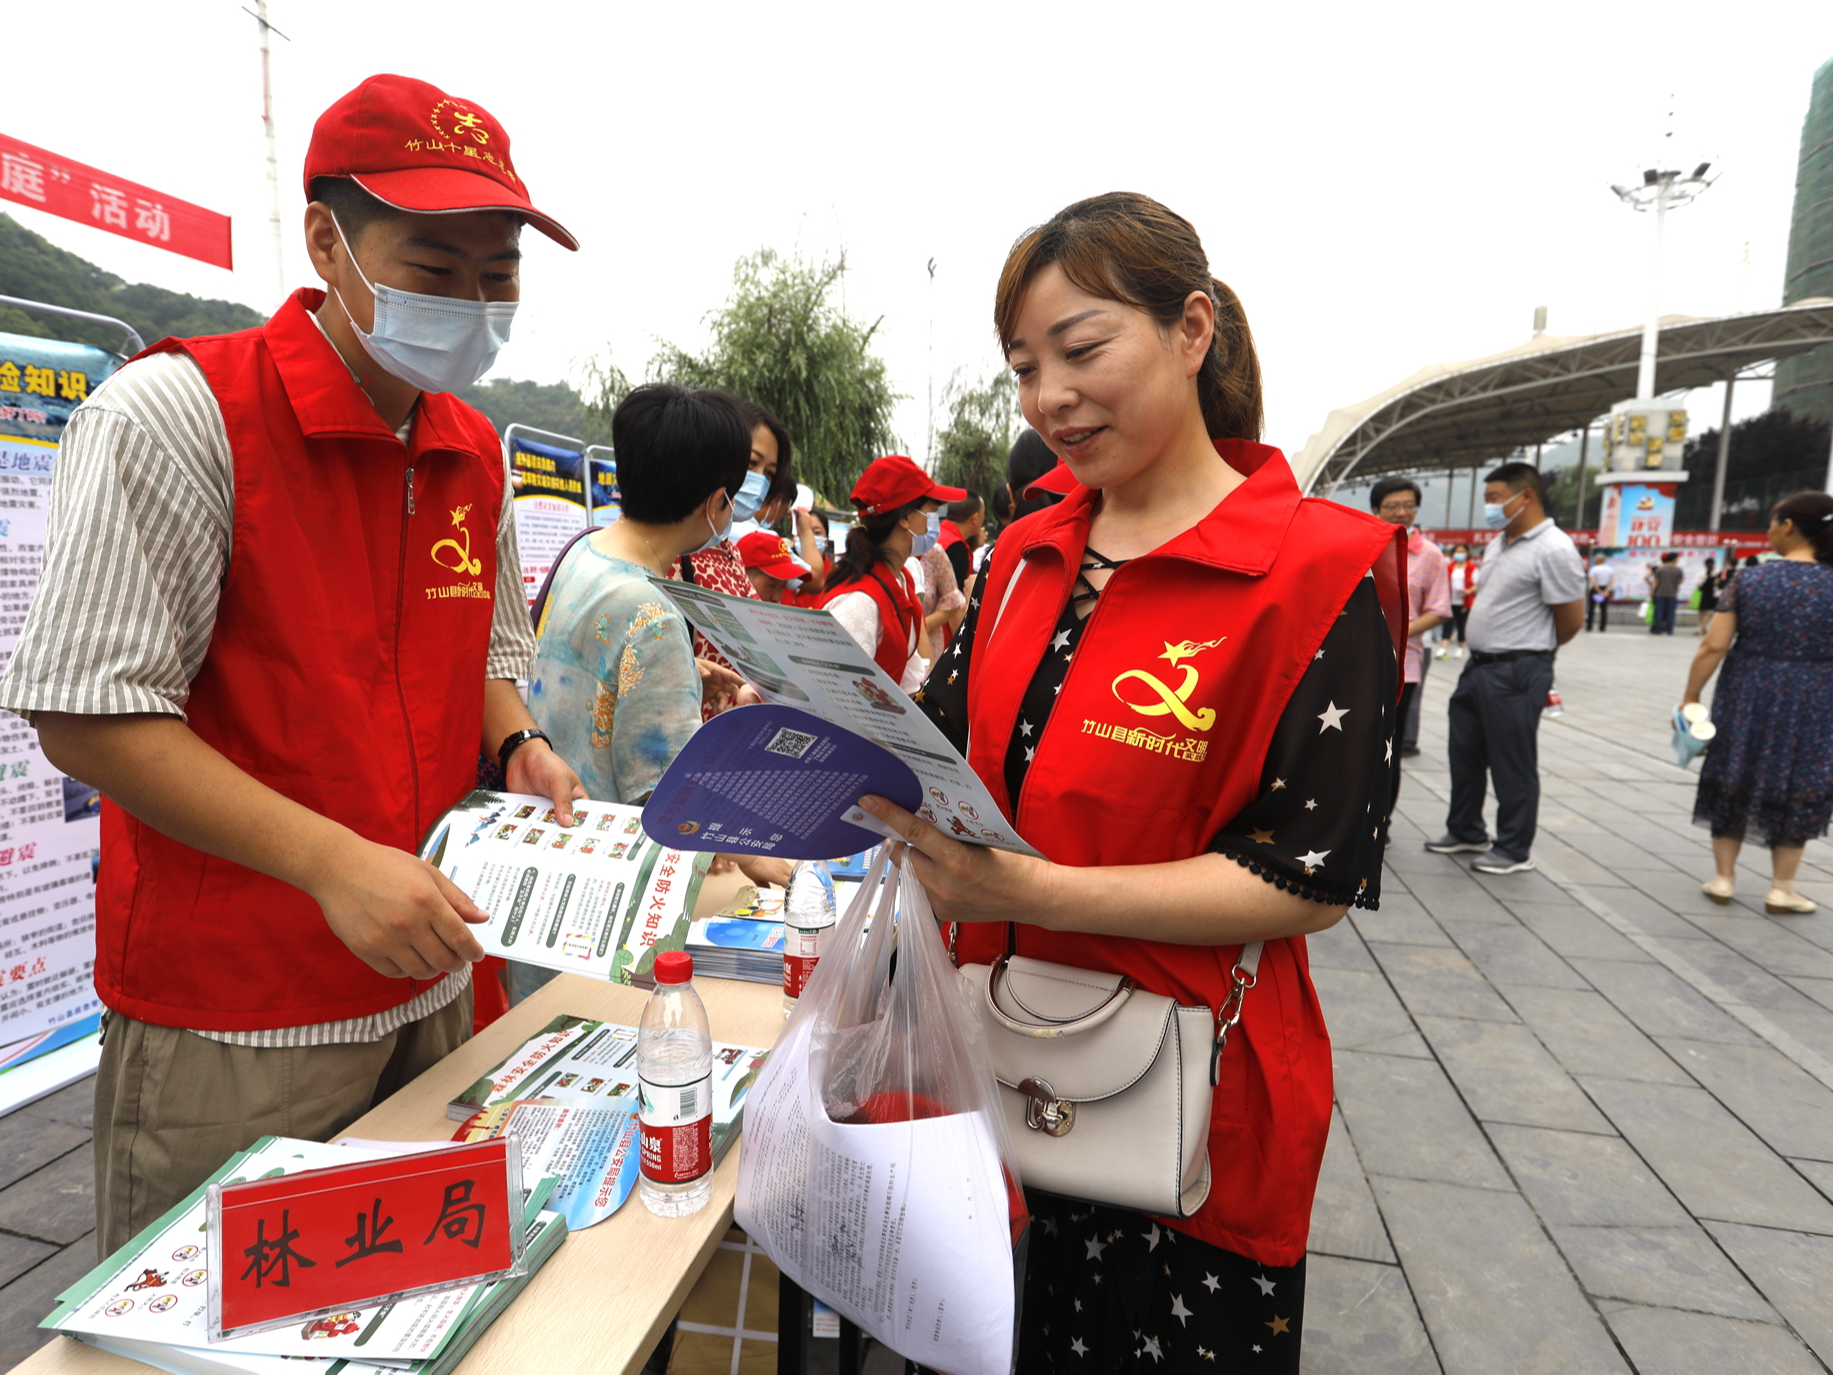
[0,74,585,1252]
[818,455,965,689]
[735,529,813,604]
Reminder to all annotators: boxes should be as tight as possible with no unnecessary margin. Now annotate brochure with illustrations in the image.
[646,581,1040,858]
[446,1014,767,1167]
[44,1135,567,1370]
[418,791,714,986]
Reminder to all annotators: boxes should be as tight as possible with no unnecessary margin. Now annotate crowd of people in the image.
[3,69,1828,1375]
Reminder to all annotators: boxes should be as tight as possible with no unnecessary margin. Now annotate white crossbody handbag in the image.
[957,941,1262,1218]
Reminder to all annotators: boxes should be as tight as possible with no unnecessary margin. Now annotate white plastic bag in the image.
[736,850,1027,1375]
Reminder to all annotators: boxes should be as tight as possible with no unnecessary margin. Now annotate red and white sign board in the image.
[207,1138,522,1340]
[0,132,232,270]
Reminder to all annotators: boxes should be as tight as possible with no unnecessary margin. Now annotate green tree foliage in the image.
[453,377,608,444]
[585,250,901,502]
[933,367,1018,509]
[0,213,262,353]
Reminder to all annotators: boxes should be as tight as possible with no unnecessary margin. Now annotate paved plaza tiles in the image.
[3,627,1832,1373]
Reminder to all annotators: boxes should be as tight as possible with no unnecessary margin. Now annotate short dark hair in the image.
[1369,476,1422,513]
[611,384,750,524]
[947,493,984,523]
[1484,461,1547,510]
[309,177,405,243]
[1005,430,1062,520]
[1660,551,1679,563]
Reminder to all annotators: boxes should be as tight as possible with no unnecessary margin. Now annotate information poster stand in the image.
[0,326,124,1114]
[504,425,590,606]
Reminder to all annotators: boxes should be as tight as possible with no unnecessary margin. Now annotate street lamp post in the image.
[1594,162,1716,549]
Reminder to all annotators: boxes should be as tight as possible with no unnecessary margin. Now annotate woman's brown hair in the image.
[1772,490,1833,564]
[993,192,1263,442]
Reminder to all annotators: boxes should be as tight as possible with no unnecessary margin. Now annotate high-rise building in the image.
[1775,56,1833,425]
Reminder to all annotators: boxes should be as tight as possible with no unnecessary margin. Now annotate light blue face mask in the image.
[910,510,941,557]
[330,214,516,394]
[1483,492,1522,530]
[693,492,734,553]
[731,470,771,522]
[813,535,828,555]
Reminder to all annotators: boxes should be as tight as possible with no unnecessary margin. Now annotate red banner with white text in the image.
[0,133,232,269]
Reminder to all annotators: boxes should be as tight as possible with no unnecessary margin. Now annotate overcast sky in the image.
[9,1,1833,468]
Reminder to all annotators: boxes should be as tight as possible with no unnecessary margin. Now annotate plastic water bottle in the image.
[637,951,713,1216]
[782,861,837,1017]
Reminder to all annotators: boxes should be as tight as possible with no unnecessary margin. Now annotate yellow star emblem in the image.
[1266,1315,1290,1336]
[1249,828,1275,845]
[1159,636,1227,668]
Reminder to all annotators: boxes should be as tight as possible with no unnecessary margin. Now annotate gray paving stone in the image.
[1546,1223,1778,1321]
[1678,914,1833,980]
[0,1111,89,1192]
[1309,1107,1395,1264]
[1530,844,1633,891]
[1306,918,1379,972]
[1656,1037,1833,1162]
[19,1076,94,1130]
[1577,883,1717,939]
[1387,872,1518,925]
[1491,984,1691,1084]
[1367,944,1519,1023]
[1604,1304,1823,1375]
[1444,924,1591,989]
[1487,1124,1689,1227]
[1793,1158,1833,1205]
[1497,901,1653,963]
[1348,905,1453,948]
[0,1141,95,1245]
[1645,937,1829,1013]
[1703,1221,1833,1364]
[1333,1051,1510,1191]
[1788,975,1833,1012]
[1579,1078,1833,1233]
[1310,966,1430,1058]
[1414,1016,1612,1133]
[1744,1000,1833,1062]
[1566,957,1763,1045]
[1368,1177,1630,1375]
[0,1229,57,1288]
[0,1238,97,1371]
[1299,1255,1440,1375]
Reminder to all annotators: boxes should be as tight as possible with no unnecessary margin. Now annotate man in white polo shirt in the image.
[1425,462,1586,873]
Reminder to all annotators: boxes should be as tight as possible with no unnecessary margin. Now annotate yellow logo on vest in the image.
[1111,636,1227,732]
[426,504,492,601]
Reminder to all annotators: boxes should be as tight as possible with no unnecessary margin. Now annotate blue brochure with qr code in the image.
[643,704,925,861]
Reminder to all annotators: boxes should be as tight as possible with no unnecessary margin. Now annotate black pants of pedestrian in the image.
[1586,595,1608,631]
[1445,653,1554,862]
[1449,605,1469,645]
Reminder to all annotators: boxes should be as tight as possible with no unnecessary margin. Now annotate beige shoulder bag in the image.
[957,942,1262,1218]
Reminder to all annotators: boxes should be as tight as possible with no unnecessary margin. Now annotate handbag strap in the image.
[1211,940,1263,1086]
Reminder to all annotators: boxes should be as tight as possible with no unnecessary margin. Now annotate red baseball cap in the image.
[736,531,809,581]
[305,74,577,251]
[849,455,966,517]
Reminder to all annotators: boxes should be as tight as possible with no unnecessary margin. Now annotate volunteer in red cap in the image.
[736,530,812,604]
[818,456,965,690]
[0,73,585,1251]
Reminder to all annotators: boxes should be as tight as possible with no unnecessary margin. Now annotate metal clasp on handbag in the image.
[1209,955,1259,1085]
[1017,1077,1076,1136]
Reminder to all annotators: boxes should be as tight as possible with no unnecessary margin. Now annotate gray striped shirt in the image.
[0,348,535,1046]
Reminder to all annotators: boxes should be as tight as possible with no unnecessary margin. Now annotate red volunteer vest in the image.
[820,565,919,682]
[95,290,504,1031]
[955,441,1406,1265]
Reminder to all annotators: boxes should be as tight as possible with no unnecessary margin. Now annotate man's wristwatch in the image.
[498,728,552,775]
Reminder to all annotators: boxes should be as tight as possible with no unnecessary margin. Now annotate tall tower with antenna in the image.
[247,2,290,308]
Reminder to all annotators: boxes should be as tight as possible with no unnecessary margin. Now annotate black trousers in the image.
[1586,595,1608,631]
[1449,605,1470,644]
[1445,654,1554,861]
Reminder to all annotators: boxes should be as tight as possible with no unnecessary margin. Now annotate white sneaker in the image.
[1434,646,1447,660]
[1454,647,1466,659]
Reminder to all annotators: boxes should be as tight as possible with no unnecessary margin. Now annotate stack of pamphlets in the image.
[41,1136,568,1375]
[447,1014,767,1167]
[686,887,785,984]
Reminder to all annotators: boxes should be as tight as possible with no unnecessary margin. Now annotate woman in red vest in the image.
[819,456,965,689]
[860,193,1405,1371]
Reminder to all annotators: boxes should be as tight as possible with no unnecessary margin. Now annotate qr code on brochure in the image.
[764,726,818,760]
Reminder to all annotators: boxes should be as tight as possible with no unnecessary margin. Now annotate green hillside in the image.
[0,213,263,353]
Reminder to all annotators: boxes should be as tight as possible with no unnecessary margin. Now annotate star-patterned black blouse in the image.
[917,558,1393,910]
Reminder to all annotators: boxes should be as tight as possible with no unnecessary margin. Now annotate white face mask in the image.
[910,510,941,557]
[330,215,517,394]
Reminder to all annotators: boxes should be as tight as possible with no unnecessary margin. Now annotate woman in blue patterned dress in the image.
[1684,492,1833,913]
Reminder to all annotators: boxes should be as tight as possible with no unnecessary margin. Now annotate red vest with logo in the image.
[819,564,919,682]
[956,442,1405,1265]
[94,290,504,1031]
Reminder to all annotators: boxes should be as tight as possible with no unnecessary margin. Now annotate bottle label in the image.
[783,921,832,1000]
[639,1072,712,1185]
